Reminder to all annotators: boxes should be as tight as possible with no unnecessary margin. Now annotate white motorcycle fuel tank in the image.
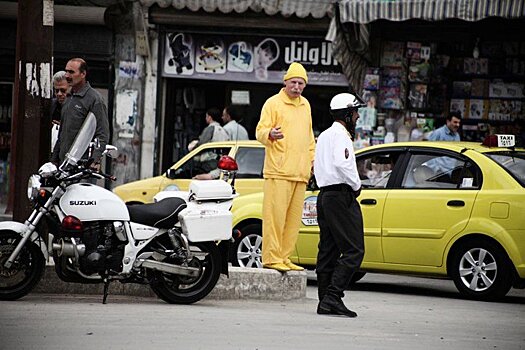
[60,183,130,221]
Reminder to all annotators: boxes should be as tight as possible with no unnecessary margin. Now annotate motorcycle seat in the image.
[127,197,187,229]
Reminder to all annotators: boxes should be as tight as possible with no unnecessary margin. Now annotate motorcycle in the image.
[0,112,238,304]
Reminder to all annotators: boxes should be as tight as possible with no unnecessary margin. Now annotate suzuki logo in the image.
[69,200,96,206]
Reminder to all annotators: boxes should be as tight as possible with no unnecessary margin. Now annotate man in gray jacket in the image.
[51,58,109,167]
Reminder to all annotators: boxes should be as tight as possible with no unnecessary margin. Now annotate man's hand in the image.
[269,126,284,140]
[90,163,101,171]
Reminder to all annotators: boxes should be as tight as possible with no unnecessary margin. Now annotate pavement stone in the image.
[33,265,307,301]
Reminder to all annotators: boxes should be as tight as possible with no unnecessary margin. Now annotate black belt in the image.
[320,183,353,192]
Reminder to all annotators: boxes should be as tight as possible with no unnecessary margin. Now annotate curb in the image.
[32,266,307,301]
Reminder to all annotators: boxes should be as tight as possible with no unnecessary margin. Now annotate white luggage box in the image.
[189,180,233,201]
[178,208,233,242]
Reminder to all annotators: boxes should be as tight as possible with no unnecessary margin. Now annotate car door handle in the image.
[360,199,377,205]
[447,200,465,207]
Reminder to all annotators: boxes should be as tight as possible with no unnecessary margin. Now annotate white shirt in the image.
[314,122,361,192]
[224,120,249,141]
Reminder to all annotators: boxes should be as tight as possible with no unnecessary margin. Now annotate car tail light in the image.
[218,155,238,171]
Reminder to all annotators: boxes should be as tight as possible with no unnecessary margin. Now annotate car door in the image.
[294,149,403,265]
[381,148,481,267]
[232,146,265,196]
[357,149,404,263]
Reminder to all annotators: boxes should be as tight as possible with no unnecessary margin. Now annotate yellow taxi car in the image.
[231,136,525,300]
[113,141,265,204]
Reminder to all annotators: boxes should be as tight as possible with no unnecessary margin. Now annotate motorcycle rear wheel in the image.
[0,231,45,300]
[150,241,221,304]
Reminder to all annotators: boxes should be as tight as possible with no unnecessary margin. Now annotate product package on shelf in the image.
[381,41,405,68]
[379,67,406,110]
[363,68,381,91]
[406,42,422,62]
[488,100,522,121]
[471,79,490,98]
[463,58,489,75]
[468,99,489,119]
[450,98,470,118]
[408,84,428,109]
[452,81,472,98]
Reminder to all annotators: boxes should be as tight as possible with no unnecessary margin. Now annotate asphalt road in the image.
[1,273,524,350]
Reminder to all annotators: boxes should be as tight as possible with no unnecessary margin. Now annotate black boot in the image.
[316,273,332,301]
[317,265,357,318]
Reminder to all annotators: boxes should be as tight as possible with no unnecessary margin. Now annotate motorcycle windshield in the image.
[62,112,96,168]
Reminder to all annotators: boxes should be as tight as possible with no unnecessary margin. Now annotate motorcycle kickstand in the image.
[102,277,110,304]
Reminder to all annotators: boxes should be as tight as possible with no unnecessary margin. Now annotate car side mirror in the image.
[166,168,177,179]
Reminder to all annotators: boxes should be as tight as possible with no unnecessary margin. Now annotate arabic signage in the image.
[162,33,348,86]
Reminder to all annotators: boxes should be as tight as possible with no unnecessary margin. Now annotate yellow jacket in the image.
[256,88,315,183]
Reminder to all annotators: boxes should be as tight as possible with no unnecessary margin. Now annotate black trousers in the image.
[316,186,365,275]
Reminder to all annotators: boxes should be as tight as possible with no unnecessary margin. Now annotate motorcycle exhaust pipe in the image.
[138,259,199,277]
[52,239,86,257]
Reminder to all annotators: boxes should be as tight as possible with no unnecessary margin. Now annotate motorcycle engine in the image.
[63,221,125,275]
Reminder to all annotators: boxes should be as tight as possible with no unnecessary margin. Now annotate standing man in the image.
[50,70,69,151]
[222,105,249,141]
[51,58,109,166]
[314,93,366,318]
[189,107,230,151]
[256,62,315,272]
[429,111,461,141]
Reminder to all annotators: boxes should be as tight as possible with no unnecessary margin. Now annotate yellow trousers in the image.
[262,178,307,265]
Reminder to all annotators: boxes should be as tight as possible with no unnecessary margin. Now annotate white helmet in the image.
[330,93,365,112]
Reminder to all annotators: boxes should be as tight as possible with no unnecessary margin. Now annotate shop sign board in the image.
[163,32,348,86]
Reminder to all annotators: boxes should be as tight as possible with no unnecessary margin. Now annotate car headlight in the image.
[27,175,41,201]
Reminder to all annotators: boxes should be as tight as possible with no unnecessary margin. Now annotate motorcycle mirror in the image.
[103,145,119,159]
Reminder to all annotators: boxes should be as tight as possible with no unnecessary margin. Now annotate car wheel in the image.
[231,224,262,268]
[449,239,513,301]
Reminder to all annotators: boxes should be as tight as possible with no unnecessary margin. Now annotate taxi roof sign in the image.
[482,134,515,148]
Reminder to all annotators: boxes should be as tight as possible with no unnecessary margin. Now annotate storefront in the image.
[146,2,348,172]
[328,0,525,148]
[0,3,113,210]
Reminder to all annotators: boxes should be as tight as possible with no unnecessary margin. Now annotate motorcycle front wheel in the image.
[149,241,221,304]
[0,231,45,300]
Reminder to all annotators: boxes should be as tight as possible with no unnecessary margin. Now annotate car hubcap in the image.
[237,234,262,268]
[458,248,497,292]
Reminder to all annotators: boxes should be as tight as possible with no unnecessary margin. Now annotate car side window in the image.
[401,153,480,189]
[357,151,402,189]
[174,147,232,179]
[235,147,265,178]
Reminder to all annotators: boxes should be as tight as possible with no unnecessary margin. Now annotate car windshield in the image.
[484,151,525,187]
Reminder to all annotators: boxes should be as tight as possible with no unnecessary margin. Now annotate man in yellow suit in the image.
[256,62,316,272]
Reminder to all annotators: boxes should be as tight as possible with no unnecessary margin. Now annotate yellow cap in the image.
[283,62,308,83]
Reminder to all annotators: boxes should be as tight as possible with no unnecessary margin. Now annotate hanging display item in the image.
[162,32,347,86]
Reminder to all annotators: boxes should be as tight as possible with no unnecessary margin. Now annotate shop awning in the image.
[327,0,525,93]
[139,0,335,19]
[337,0,525,24]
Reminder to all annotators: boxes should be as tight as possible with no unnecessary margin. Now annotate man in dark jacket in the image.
[51,58,109,167]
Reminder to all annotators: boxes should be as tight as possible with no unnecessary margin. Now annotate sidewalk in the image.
[34,265,307,301]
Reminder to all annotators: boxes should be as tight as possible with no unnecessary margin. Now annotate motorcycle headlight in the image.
[27,175,41,201]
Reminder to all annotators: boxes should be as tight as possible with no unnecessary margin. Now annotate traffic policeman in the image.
[314,93,365,318]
